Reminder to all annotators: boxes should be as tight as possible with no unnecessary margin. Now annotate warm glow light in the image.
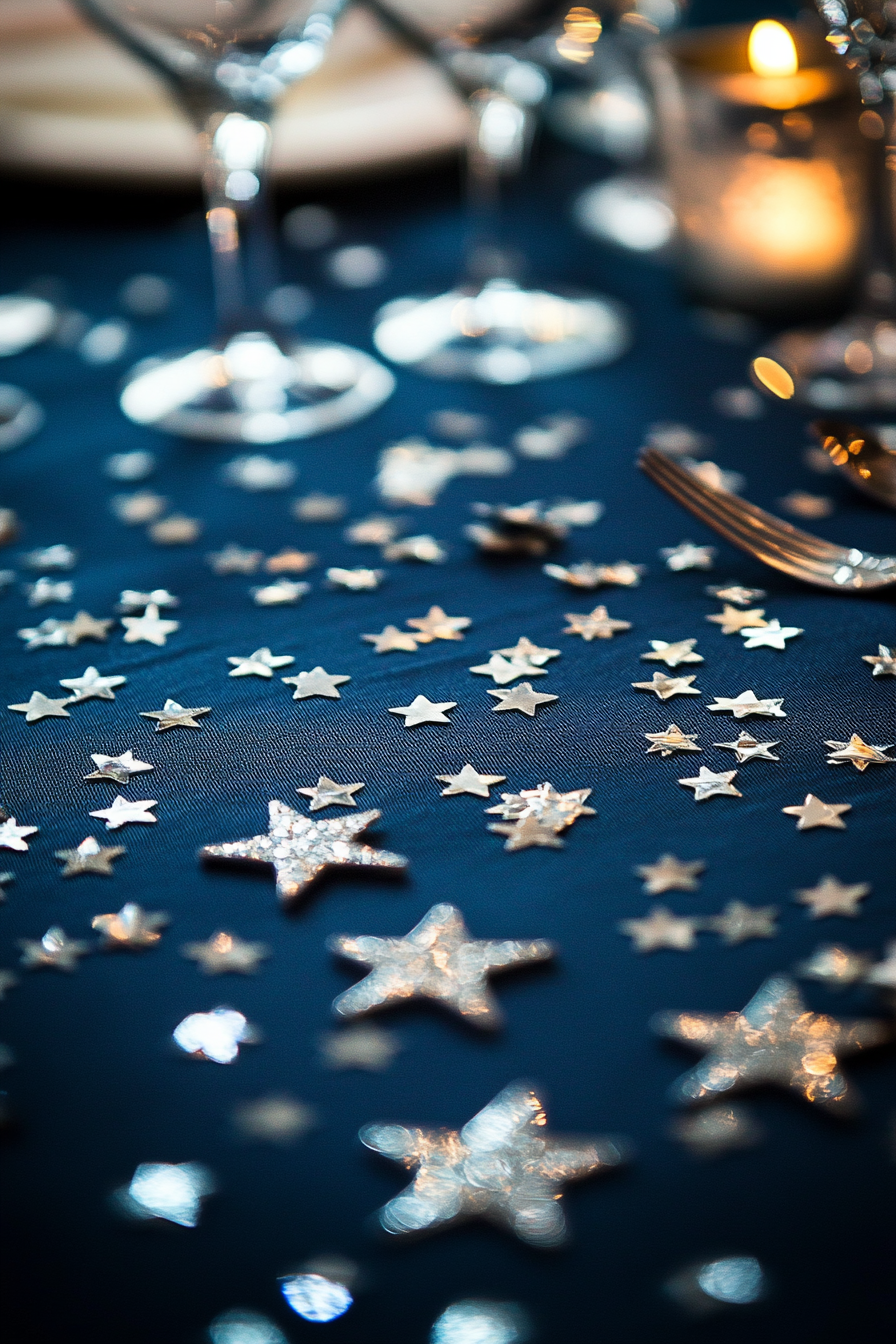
[752,356,795,400]
[748,20,798,78]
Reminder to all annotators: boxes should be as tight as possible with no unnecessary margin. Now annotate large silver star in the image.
[641,639,703,667]
[0,817,38,851]
[862,644,896,677]
[121,603,179,646]
[636,854,705,894]
[282,667,350,700]
[660,540,715,571]
[713,731,780,763]
[54,836,126,877]
[492,637,560,666]
[632,672,701,701]
[361,625,419,654]
[140,699,211,731]
[389,696,457,727]
[618,906,701,952]
[406,606,471,642]
[644,724,701,757]
[436,764,506,798]
[794,874,870,917]
[708,690,786,719]
[182,930,270,974]
[296,777,366,810]
[469,654,546,685]
[89,796,158,830]
[58,666,126,703]
[563,606,632,640]
[706,901,778,945]
[19,926,91,972]
[360,1080,627,1246]
[329,903,554,1028]
[92,903,168,949]
[652,974,888,1113]
[782,794,851,830]
[227,648,294,678]
[8,691,71,722]
[824,734,894,771]
[487,683,558,716]
[84,749,154,784]
[201,801,408,903]
[739,619,803,650]
[678,767,742,802]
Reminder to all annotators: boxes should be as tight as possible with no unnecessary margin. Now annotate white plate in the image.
[0,1,468,181]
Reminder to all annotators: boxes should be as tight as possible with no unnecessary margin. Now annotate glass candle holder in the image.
[647,21,872,314]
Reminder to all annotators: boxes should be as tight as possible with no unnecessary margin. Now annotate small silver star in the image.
[58,666,126,703]
[866,942,896,991]
[8,691,71,722]
[54,836,126,877]
[644,724,701,757]
[740,619,803,650]
[661,541,716,571]
[713,732,781,763]
[824,734,894,771]
[25,577,73,606]
[92,902,168,949]
[469,654,546,685]
[362,625,419,653]
[706,584,767,605]
[327,566,383,591]
[116,588,179,613]
[207,544,263,575]
[282,667,350,700]
[406,606,471,642]
[140,699,211,731]
[383,535,447,563]
[636,854,705,894]
[670,1104,764,1157]
[488,683,558,717]
[618,906,700,952]
[782,794,851,831]
[436,764,507,798]
[632,672,701,701]
[493,637,560,665]
[544,560,644,589]
[563,606,632,640]
[0,817,38,852]
[293,492,347,522]
[485,783,595,832]
[84,750,154,784]
[329,903,554,1028]
[227,648,294,678]
[794,875,870,917]
[345,515,404,545]
[222,454,295,491]
[121,603,179,646]
[264,548,317,573]
[182,930,270,974]
[705,605,768,634]
[296,777,366,810]
[488,816,566,851]
[319,1024,400,1070]
[796,944,873,987]
[148,515,201,545]
[706,901,778,945]
[389,695,457,727]
[20,543,77,571]
[172,1007,258,1063]
[17,619,71,649]
[232,1094,315,1143]
[19,926,90,971]
[62,611,114,645]
[678,767,742,802]
[89,795,158,830]
[708,690,786,719]
[641,638,703,668]
[251,578,310,606]
[110,492,167,525]
[862,644,896,677]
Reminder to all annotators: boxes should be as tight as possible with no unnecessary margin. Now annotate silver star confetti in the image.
[19,926,90,972]
[862,644,896,677]
[544,560,644,589]
[485,783,595,832]
[54,836,125,877]
[223,454,296,491]
[468,654,546,685]
[824,734,894,771]
[25,577,73,606]
[563,606,632,640]
[866,943,896,991]
[383,535,447,563]
[251,578,309,606]
[406,606,471,642]
[319,1024,400,1070]
[740,619,803,650]
[782,794,851,831]
[8,691,71,722]
[645,724,701,757]
[0,817,38,852]
[20,543,77,571]
[327,566,384,591]
[678,767,742,802]
[706,584,767,606]
[58,666,126,702]
[140,700,211,731]
[201,802,408,903]
[670,1104,764,1158]
[121,603,180,646]
[282,667,350,700]
[296,777,365,810]
[89,795,158,830]
[632,672,701,701]
[92,902,168,949]
[361,625,419,654]
[436,764,506,798]
[227,648,294,678]
[264,548,317,573]
[389,696,457,727]
[779,490,833,519]
[207,544,263,575]
[84,749,153,784]
[488,683,558,717]
[705,605,768,634]
[182,931,270,974]
[489,817,566,851]
[636,855,705,894]
[796,944,873,988]
[661,541,716,571]
[149,515,201,545]
[173,1007,258,1063]
[794,875,870,917]
[233,1094,315,1144]
[706,901,778,945]
[493,637,560,666]
[345,514,404,546]
[116,588,179,613]
[17,618,71,649]
[641,638,703,667]
[708,690,785,719]
[110,492,167,525]
[62,611,114,645]
[713,732,780,763]
[329,903,554,1028]
[292,492,347,522]
[360,1079,627,1246]
[618,906,701,952]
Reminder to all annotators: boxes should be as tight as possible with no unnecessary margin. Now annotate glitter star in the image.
[58,666,126,702]
[488,817,566,851]
[641,639,703,667]
[54,836,125,877]
[661,541,715,571]
[201,802,408,903]
[264,549,317,573]
[485,783,595,832]
[182,931,270,974]
[492,637,560,665]
[406,606,471,642]
[92,902,168,949]
[708,690,785,719]
[329,903,554,1028]
[89,795,158,830]
[487,683,558,717]
[618,906,701,952]
[824,734,894,771]
[794,874,870,917]
[121,603,180,646]
[706,584,766,606]
[207,544,263,575]
[319,1024,400,1070]
[713,732,780,763]
[706,901,778,945]
[796,944,873,988]
[19,926,90,972]
[173,1007,258,1063]
[148,515,201,545]
[652,974,888,1113]
[563,606,632,640]
[389,696,457,727]
[140,700,211,731]
[327,566,384,591]
[705,605,768,634]
[362,625,419,653]
[644,724,701,757]
[0,817,38,852]
[360,1080,627,1246]
[468,654,546,685]
[63,611,114,645]
[740,619,803,650]
[636,854,705,894]
[296,777,365,810]
[678,767,742,801]
[8,691,71,722]
[84,750,154,784]
[862,644,896,677]
[436,764,506,798]
[227,648,294,678]
[383,535,447,563]
[782,794,851,831]
[282,668,351,701]
[117,588,178,612]
[251,578,310,606]
[632,672,701,700]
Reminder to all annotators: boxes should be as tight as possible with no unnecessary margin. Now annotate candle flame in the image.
[748,21,798,78]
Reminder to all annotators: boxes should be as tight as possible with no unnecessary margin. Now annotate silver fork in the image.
[639,448,896,592]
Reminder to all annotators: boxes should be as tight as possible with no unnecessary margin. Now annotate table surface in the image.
[0,140,894,1344]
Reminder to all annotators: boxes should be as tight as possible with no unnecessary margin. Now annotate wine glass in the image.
[72,1,395,442]
[367,0,630,383]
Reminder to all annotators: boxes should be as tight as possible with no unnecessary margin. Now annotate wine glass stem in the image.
[465,90,532,287]
[198,110,279,341]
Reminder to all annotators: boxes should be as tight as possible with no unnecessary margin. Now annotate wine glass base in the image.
[372,280,630,384]
[762,313,896,412]
[118,333,395,442]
